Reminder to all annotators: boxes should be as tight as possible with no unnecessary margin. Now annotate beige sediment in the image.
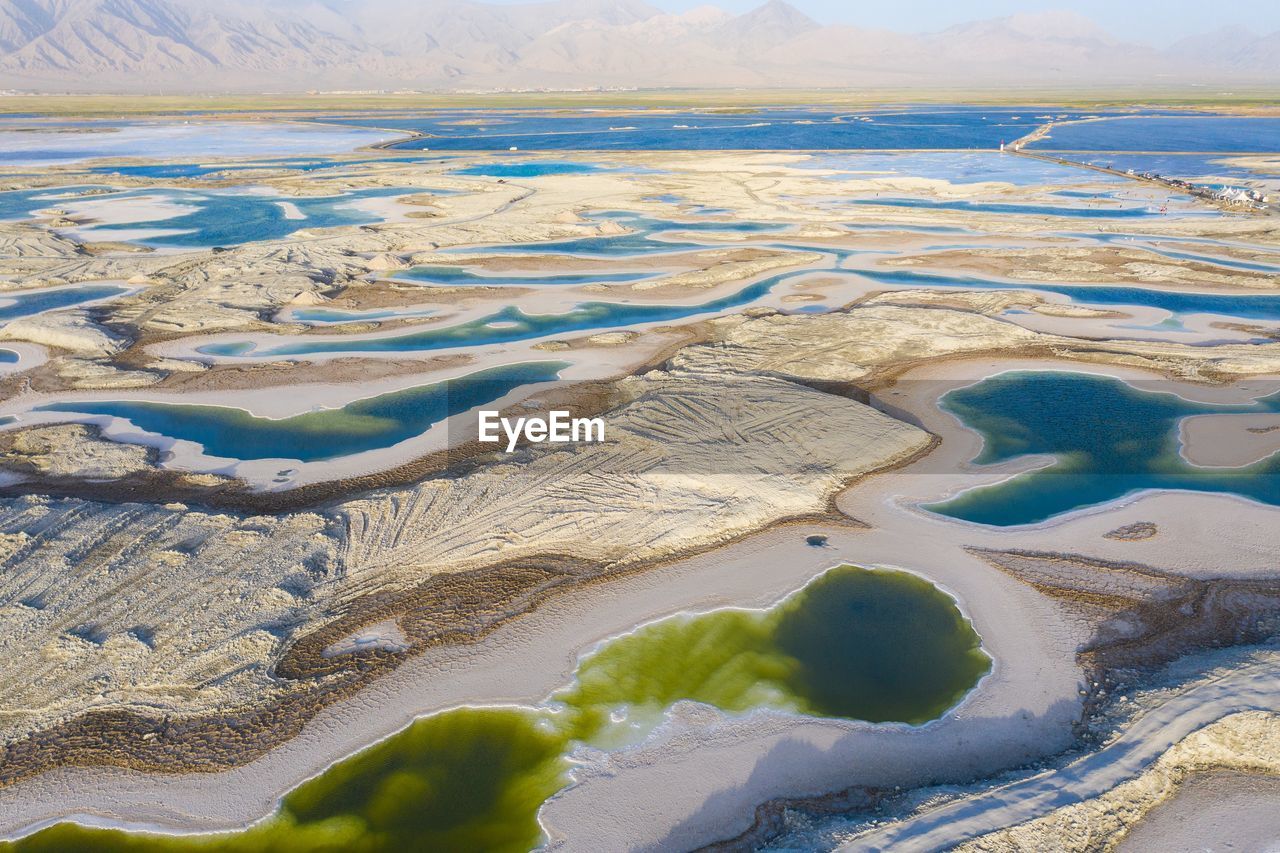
[959,712,1280,853]
[1178,412,1280,469]
[693,356,1280,852]
[1116,767,1280,851]
[0,330,932,779]
[1,344,1278,851]
[541,355,1280,851]
[0,328,694,507]
[883,245,1280,291]
[5,350,1259,845]
[3,145,1280,847]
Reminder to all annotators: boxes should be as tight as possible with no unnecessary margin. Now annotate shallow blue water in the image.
[287,306,438,324]
[926,371,1280,526]
[1052,152,1277,182]
[455,211,782,257]
[36,362,568,463]
[450,161,605,177]
[1031,117,1280,153]
[84,154,453,180]
[1044,152,1278,201]
[0,186,118,221]
[204,237,1280,359]
[862,268,1280,323]
[0,349,18,363]
[395,265,657,287]
[0,121,391,166]
[1134,246,1280,274]
[1054,190,1122,199]
[199,266,806,358]
[0,148,108,164]
[339,107,1193,152]
[799,151,1125,186]
[843,223,977,235]
[0,284,131,322]
[87,160,325,179]
[0,188,60,221]
[70,186,414,248]
[847,196,1192,219]
[1064,232,1280,274]
[468,231,704,257]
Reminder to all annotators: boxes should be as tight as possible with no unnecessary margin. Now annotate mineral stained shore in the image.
[0,119,1278,851]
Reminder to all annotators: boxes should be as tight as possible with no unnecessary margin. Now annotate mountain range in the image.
[0,0,1275,93]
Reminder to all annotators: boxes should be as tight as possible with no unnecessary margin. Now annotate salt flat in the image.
[0,114,1278,850]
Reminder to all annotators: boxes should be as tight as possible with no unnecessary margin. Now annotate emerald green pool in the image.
[556,563,989,744]
[8,707,566,853]
[5,566,988,853]
[927,370,1280,526]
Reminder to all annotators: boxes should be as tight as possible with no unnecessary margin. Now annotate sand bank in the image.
[1179,412,1280,469]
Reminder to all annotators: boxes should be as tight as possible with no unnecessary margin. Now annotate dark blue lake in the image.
[328,107,1188,151]
[1049,152,1277,183]
[1031,117,1280,153]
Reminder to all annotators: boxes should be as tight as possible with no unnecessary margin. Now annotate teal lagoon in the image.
[843,222,976,235]
[847,196,1201,219]
[1066,231,1280,274]
[68,186,417,248]
[801,151,1126,187]
[450,161,605,177]
[0,185,120,222]
[36,362,567,463]
[0,284,131,322]
[927,371,1280,526]
[860,268,1280,325]
[396,265,657,287]
[456,212,782,258]
[84,154,453,180]
[0,121,391,167]
[286,305,438,325]
[199,266,808,358]
[204,254,1280,360]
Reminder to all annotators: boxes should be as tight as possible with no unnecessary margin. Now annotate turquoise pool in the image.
[927,371,1280,526]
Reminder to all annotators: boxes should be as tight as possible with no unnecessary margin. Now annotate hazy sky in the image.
[651,0,1278,45]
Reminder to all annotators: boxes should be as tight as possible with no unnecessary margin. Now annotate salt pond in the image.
[3,564,989,852]
[0,121,393,167]
[59,186,419,248]
[928,371,1280,526]
[0,284,132,322]
[34,362,568,463]
[395,265,657,287]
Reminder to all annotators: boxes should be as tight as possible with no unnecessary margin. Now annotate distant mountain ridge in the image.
[0,0,1274,92]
